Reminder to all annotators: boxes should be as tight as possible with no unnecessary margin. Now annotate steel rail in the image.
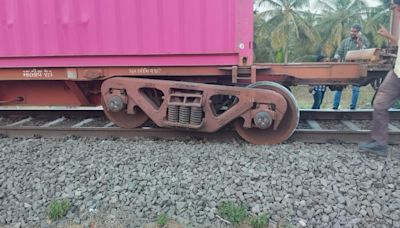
[299,109,400,120]
[0,107,399,120]
[0,126,237,142]
[291,129,400,144]
[0,108,399,144]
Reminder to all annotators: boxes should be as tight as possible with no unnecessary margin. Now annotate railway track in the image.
[0,107,399,144]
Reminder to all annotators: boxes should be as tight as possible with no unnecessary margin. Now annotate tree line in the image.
[254,0,391,63]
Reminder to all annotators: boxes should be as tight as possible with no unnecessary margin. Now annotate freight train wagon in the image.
[0,0,368,144]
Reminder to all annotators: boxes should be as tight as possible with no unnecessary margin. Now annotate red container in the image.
[0,0,254,67]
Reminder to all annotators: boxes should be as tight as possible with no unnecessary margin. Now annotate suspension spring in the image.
[168,105,179,122]
[190,106,203,125]
[179,106,190,124]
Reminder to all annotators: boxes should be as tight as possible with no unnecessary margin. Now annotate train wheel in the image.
[234,81,299,145]
[101,99,149,128]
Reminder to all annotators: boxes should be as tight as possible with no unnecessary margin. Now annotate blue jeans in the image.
[333,85,360,109]
[312,90,325,109]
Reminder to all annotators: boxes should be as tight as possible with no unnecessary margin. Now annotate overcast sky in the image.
[310,0,381,9]
[365,0,381,7]
[257,0,384,13]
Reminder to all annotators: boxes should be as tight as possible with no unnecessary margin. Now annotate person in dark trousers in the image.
[358,0,400,156]
[332,24,370,109]
[310,85,326,109]
[309,55,327,109]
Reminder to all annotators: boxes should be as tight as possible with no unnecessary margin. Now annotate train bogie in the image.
[101,77,298,144]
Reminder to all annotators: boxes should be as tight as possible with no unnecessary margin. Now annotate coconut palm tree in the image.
[257,0,319,63]
[254,12,275,62]
[289,10,322,62]
[314,0,369,57]
[364,0,391,48]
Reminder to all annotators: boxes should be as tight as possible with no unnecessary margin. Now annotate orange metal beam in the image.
[0,63,367,82]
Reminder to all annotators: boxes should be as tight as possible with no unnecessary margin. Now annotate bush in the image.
[217,201,247,225]
[156,213,168,227]
[47,199,70,221]
[250,213,269,228]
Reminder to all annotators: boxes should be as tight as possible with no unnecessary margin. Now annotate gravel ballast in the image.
[0,137,399,227]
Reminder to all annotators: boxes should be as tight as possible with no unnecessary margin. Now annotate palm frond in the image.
[254,0,388,62]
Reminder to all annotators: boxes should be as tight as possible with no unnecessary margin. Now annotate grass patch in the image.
[47,199,70,221]
[250,213,269,228]
[394,100,400,108]
[282,223,295,228]
[291,85,376,109]
[217,201,247,225]
[156,213,168,227]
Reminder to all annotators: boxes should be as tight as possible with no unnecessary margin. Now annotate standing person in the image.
[332,24,370,110]
[358,0,400,156]
[309,55,327,109]
[310,85,326,109]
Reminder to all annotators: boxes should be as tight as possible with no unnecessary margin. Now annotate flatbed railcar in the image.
[0,0,378,144]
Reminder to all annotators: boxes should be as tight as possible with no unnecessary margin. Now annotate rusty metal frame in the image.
[64,81,91,105]
[101,77,288,133]
[0,81,91,106]
[0,63,367,82]
[0,63,368,106]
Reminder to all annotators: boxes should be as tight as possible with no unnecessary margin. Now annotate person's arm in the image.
[378,25,399,44]
[355,32,363,49]
[334,40,345,61]
[361,35,370,49]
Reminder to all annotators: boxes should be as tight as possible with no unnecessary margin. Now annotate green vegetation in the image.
[254,0,391,63]
[47,199,70,221]
[394,100,400,109]
[217,201,247,225]
[257,0,319,63]
[283,223,295,228]
[250,213,269,228]
[292,85,376,109]
[214,201,301,227]
[254,0,394,107]
[156,213,168,227]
